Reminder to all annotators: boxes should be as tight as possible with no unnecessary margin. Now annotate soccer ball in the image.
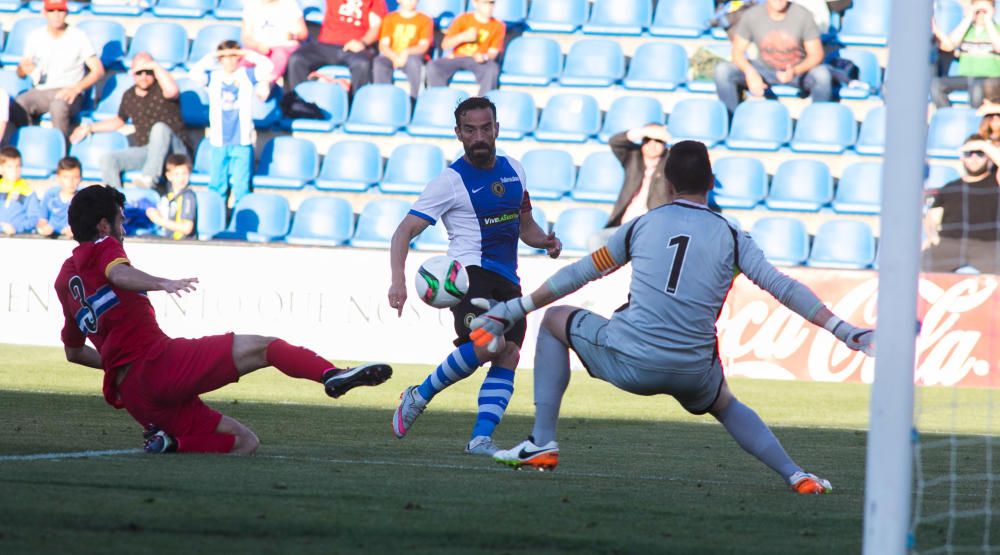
[415,256,469,309]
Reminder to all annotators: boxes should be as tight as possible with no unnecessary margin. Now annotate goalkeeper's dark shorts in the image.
[451,265,527,348]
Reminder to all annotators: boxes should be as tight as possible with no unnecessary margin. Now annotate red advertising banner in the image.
[717,269,999,388]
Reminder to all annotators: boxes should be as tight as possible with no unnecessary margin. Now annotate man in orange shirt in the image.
[426,0,505,95]
[373,0,433,100]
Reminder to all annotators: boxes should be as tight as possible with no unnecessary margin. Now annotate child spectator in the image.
[372,0,433,100]
[36,156,81,237]
[188,41,274,208]
[427,0,505,95]
[0,146,40,236]
[146,153,197,240]
[241,0,308,84]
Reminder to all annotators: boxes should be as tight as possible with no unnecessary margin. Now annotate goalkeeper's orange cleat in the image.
[789,471,833,494]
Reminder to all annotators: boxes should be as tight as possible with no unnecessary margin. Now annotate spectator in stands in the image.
[713,0,832,117]
[241,0,309,84]
[0,146,40,236]
[426,0,505,95]
[189,41,274,208]
[69,53,188,190]
[372,0,433,100]
[932,0,1000,108]
[13,0,105,139]
[977,102,1000,145]
[146,153,197,240]
[923,134,1000,274]
[36,156,81,237]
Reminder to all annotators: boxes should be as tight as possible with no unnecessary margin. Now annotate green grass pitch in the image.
[0,343,994,554]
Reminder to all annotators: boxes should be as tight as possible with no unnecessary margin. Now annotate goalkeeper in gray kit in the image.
[468,141,875,493]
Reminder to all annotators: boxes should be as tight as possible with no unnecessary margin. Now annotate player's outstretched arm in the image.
[107,264,198,296]
[388,214,431,316]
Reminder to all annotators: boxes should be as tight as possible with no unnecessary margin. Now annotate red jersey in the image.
[55,236,169,407]
[318,0,388,45]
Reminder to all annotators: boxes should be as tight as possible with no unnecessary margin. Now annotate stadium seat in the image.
[667,98,729,147]
[350,199,412,249]
[571,151,624,203]
[525,0,586,33]
[807,219,877,269]
[790,102,858,154]
[407,87,470,137]
[0,0,20,11]
[343,84,410,135]
[418,0,463,26]
[92,73,136,121]
[190,138,212,185]
[299,0,324,23]
[0,17,44,66]
[649,0,713,38]
[379,143,445,194]
[194,190,226,240]
[413,219,449,251]
[750,217,810,267]
[280,80,348,132]
[854,105,886,155]
[213,0,244,19]
[711,157,767,209]
[534,93,601,143]
[498,37,562,86]
[91,0,146,15]
[599,95,664,143]
[485,89,536,140]
[188,24,242,67]
[520,149,575,200]
[0,69,31,97]
[832,161,882,214]
[838,0,890,46]
[934,0,964,36]
[560,39,625,87]
[286,196,355,246]
[927,107,980,159]
[152,0,215,18]
[14,126,65,178]
[764,159,833,212]
[69,132,129,180]
[582,0,651,36]
[253,136,319,190]
[622,42,688,91]
[126,22,189,70]
[215,193,291,242]
[489,0,527,24]
[725,100,792,151]
[176,78,210,127]
[78,20,127,70]
[685,43,729,93]
[519,206,550,254]
[315,141,383,192]
[837,49,882,100]
[925,164,960,189]
[552,207,610,256]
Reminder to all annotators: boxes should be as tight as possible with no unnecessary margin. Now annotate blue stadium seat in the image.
[350,199,412,249]
[299,0,324,24]
[553,207,610,256]
[790,102,858,154]
[489,0,527,24]
[935,0,964,35]
[725,100,792,151]
[418,0,463,26]
[122,185,160,210]
[833,161,882,214]
[286,196,355,246]
[343,84,410,135]
[667,98,729,147]
[194,190,226,240]
[520,149,575,200]
[526,0,586,33]
[91,0,146,15]
[854,105,886,155]
[1,17,44,66]
[407,87,470,137]
[583,0,651,36]
[712,157,767,209]
[78,20,127,70]
[0,69,31,96]
[191,138,212,185]
[599,95,664,143]
[14,126,65,178]
[215,193,291,242]
[379,143,445,194]
[126,22,189,69]
[837,49,882,100]
[534,93,601,143]
[560,39,625,87]
[253,136,319,190]
[764,159,833,212]
[838,0,890,46]
[685,43,729,93]
[176,78,210,127]
[92,73,136,121]
[571,152,623,202]
[213,0,244,19]
[188,24,241,67]
[927,107,980,159]
[315,141,382,192]
[519,206,550,254]
[280,80,348,132]
[925,164,960,189]
[485,89,536,140]
[413,219,449,251]
[499,36,562,86]
[622,42,687,91]
[649,0,713,37]
[69,132,129,180]
[0,0,20,12]
[152,0,215,18]
[750,217,810,267]
[807,220,876,269]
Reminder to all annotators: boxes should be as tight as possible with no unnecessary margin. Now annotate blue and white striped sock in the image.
[416,342,481,402]
[471,367,515,439]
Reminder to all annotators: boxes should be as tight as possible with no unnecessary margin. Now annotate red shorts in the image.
[117,333,239,437]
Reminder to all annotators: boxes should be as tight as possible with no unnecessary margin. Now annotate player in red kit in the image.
[55,185,392,455]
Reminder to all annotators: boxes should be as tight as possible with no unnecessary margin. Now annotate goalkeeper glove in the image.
[468,296,534,353]
[825,317,875,357]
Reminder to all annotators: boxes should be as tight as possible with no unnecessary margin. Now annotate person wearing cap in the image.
[69,52,188,190]
[13,0,104,139]
[977,101,1000,145]
[932,0,1000,108]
